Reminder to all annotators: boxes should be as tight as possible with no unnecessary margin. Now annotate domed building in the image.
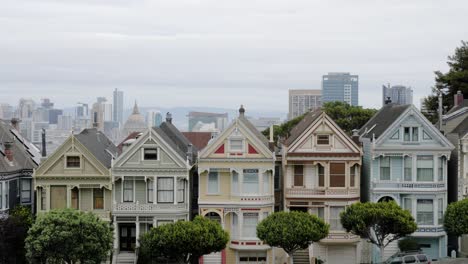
[121,101,147,138]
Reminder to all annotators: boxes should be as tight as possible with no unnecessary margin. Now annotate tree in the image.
[444,198,468,237]
[340,202,417,262]
[25,209,113,264]
[262,102,377,142]
[256,211,329,264]
[0,206,33,263]
[423,41,468,123]
[139,216,229,264]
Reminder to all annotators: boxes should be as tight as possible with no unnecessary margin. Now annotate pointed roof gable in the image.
[358,104,411,139]
[284,110,323,146]
[74,128,118,168]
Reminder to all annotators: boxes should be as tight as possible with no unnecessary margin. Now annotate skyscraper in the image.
[382,84,413,106]
[113,88,124,125]
[288,89,322,119]
[322,72,359,106]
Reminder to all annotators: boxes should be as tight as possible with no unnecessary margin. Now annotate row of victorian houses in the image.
[0,95,467,264]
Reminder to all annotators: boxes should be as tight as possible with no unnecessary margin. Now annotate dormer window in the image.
[66,156,80,168]
[143,148,158,160]
[404,127,419,142]
[317,135,330,145]
[229,139,243,152]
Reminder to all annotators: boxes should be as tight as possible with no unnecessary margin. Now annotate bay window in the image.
[350,165,358,187]
[157,177,174,203]
[380,157,391,181]
[438,157,444,181]
[294,165,304,187]
[330,207,345,231]
[177,180,185,203]
[417,156,434,182]
[404,156,412,181]
[243,169,259,193]
[311,207,325,220]
[330,163,345,187]
[231,213,238,239]
[417,199,434,225]
[50,186,67,209]
[243,213,258,238]
[123,179,134,202]
[208,172,219,194]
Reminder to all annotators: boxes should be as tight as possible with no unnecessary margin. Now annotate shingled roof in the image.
[451,115,468,136]
[358,104,411,139]
[182,132,212,151]
[158,121,196,163]
[74,128,118,169]
[0,119,40,174]
[284,110,323,146]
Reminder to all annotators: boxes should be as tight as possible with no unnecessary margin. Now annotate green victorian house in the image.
[33,128,118,221]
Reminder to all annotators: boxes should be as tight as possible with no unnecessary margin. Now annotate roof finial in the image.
[239,105,245,117]
[133,101,140,115]
[166,112,172,123]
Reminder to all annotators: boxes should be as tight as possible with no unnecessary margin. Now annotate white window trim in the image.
[64,153,82,169]
[228,138,244,153]
[316,134,331,146]
[92,188,105,210]
[141,147,160,161]
[403,126,420,142]
[378,156,392,181]
[207,171,220,195]
[122,178,135,203]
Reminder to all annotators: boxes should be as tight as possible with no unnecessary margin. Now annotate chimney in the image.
[239,105,245,117]
[186,143,193,163]
[454,90,464,107]
[93,112,98,128]
[268,125,275,150]
[4,142,13,162]
[166,112,172,124]
[41,128,47,157]
[11,118,20,130]
[351,129,361,146]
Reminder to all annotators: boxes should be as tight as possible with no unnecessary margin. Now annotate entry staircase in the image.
[293,249,310,264]
[113,252,136,264]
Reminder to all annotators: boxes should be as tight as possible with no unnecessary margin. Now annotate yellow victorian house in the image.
[33,128,117,221]
[198,106,276,264]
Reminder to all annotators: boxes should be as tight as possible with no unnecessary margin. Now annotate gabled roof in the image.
[157,122,195,162]
[117,131,142,153]
[74,128,118,169]
[284,110,322,146]
[452,115,468,136]
[0,119,40,173]
[237,115,269,148]
[358,104,411,139]
[182,132,212,151]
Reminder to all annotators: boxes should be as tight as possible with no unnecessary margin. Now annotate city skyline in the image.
[1,1,467,111]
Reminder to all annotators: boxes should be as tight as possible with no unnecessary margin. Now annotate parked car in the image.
[384,251,431,264]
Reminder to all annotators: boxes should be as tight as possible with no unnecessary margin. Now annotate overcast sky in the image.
[1,0,467,112]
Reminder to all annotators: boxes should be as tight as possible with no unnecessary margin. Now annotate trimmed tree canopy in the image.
[340,202,417,261]
[256,211,329,255]
[444,198,468,237]
[0,206,33,263]
[139,216,229,263]
[25,209,113,264]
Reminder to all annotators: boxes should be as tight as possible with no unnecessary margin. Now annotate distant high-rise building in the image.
[58,115,73,130]
[41,98,54,109]
[0,104,13,119]
[188,111,228,132]
[91,97,112,131]
[322,72,359,106]
[288,89,322,119]
[147,110,163,127]
[76,103,89,118]
[48,109,63,124]
[382,84,413,106]
[113,88,124,125]
[17,98,36,119]
[247,116,282,131]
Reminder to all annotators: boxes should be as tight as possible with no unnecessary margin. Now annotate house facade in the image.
[33,128,117,221]
[198,106,276,264]
[282,110,363,264]
[0,119,40,217]
[111,116,193,263]
[359,104,454,262]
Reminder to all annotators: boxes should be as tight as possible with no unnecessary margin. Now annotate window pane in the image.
[124,180,134,202]
[294,165,304,187]
[404,127,410,141]
[404,198,412,212]
[417,156,433,182]
[144,149,158,160]
[208,172,219,194]
[417,199,434,225]
[263,173,270,194]
[230,139,243,151]
[438,198,443,225]
[330,163,345,187]
[318,164,324,187]
[147,180,153,203]
[404,156,412,181]
[242,213,258,237]
[41,188,46,210]
[66,156,80,168]
[317,135,329,145]
[50,186,67,209]
[412,127,419,141]
[177,180,185,203]
[232,171,239,194]
[157,178,174,203]
[380,157,391,181]
[438,157,444,182]
[71,188,79,209]
[350,165,357,187]
[21,179,31,203]
[330,207,345,230]
[274,166,280,190]
[243,169,259,193]
[93,188,104,209]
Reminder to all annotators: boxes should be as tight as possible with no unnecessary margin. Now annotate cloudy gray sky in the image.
[1,0,467,112]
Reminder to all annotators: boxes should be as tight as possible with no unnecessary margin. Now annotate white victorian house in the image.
[359,103,454,262]
[111,114,194,263]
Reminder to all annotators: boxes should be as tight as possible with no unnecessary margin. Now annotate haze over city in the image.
[1,0,468,111]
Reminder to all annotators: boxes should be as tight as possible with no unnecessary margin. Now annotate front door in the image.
[120,224,136,251]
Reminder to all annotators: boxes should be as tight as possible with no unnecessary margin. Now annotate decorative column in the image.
[135,217,140,247]
[153,176,157,205]
[113,218,119,251]
[66,186,72,208]
[45,185,51,211]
